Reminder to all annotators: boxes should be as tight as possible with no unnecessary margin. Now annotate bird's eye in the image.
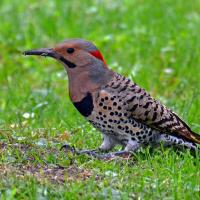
[67,48,75,54]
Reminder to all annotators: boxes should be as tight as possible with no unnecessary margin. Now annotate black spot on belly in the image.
[73,92,93,117]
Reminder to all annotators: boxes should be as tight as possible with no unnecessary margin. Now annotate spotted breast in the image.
[86,73,198,150]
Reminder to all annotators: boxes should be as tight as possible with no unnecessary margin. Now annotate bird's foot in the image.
[60,144,76,154]
[60,143,99,156]
[60,144,132,160]
[96,150,132,160]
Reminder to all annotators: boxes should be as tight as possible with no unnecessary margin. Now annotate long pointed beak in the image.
[23,47,76,68]
[23,48,58,58]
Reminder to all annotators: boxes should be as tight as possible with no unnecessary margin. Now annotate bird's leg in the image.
[75,134,122,158]
[61,139,141,160]
[123,140,141,152]
[61,134,117,157]
[60,145,130,159]
[89,140,141,159]
[99,134,117,151]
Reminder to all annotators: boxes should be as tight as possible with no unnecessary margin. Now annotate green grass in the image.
[0,0,200,199]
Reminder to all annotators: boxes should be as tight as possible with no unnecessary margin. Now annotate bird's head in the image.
[24,38,107,70]
[24,39,114,101]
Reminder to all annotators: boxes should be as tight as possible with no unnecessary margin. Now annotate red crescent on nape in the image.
[90,50,106,65]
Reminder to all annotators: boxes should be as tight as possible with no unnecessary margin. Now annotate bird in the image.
[24,39,200,159]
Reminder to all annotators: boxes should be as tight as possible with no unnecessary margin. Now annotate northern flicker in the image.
[24,39,200,159]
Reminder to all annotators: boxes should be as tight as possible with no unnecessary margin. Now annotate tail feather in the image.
[176,129,200,145]
[166,112,200,145]
[189,131,200,144]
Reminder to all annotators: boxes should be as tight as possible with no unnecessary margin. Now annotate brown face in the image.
[53,42,96,69]
[23,39,106,70]
[24,39,113,102]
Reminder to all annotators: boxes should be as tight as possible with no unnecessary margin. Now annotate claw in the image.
[60,144,76,154]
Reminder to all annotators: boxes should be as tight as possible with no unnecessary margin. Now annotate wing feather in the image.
[107,73,200,144]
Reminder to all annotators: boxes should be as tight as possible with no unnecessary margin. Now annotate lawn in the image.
[0,0,200,199]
